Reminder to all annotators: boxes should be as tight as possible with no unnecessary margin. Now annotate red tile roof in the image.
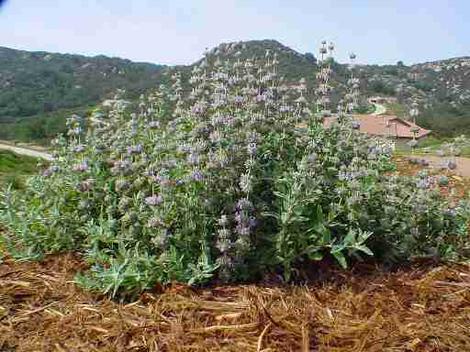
[324,115,431,139]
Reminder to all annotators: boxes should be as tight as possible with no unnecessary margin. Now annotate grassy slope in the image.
[0,151,38,189]
[0,106,93,145]
[385,102,407,118]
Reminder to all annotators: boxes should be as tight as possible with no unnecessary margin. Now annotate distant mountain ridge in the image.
[0,40,469,141]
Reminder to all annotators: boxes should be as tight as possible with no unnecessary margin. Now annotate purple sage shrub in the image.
[1,44,468,297]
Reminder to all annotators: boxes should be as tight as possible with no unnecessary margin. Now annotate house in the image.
[324,114,431,141]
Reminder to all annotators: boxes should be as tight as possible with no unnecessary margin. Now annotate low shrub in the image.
[1,52,469,297]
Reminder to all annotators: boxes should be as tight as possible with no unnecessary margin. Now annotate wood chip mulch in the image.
[1,253,469,352]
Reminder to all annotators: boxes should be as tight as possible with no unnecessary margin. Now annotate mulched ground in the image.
[1,254,469,352]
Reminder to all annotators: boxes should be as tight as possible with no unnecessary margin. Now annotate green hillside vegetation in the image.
[0,106,92,144]
[0,41,469,143]
[0,46,169,143]
[418,102,470,136]
[0,151,38,189]
[0,46,166,119]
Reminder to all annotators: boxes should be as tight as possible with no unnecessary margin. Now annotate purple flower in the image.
[148,121,160,129]
[234,212,242,224]
[235,225,251,236]
[42,164,60,177]
[234,96,244,104]
[147,217,164,228]
[416,178,430,189]
[256,94,266,103]
[127,144,143,155]
[42,168,53,177]
[236,198,253,211]
[73,144,86,153]
[338,171,355,181]
[72,161,89,173]
[191,103,205,115]
[280,105,292,113]
[187,153,200,166]
[446,160,457,170]
[145,169,157,177]
[307,153,317,163]
[218,215,229,227]
[145,194,163,206]
[191,170,204,181]
[178,145,191,153]
[152,174,171,187]
[247,143,257,156]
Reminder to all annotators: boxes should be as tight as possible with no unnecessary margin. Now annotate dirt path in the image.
[407,154,470,177]
[0,142,52,161]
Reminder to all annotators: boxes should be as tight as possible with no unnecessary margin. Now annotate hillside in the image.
[0,41,469,142]
[359,57,470,105]
[359,56,470,134]
[0,46,167,120]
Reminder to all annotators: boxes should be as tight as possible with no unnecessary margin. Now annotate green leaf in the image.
[331,243,345,253]
[343,229,356,245]
[332,251,348,269]
[308,251,324,261]
[358,231,373,242]
[355,245,373,256]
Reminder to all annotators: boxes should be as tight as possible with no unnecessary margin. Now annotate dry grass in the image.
[1,253,469,351]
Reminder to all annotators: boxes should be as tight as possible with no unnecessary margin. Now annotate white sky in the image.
[1,0,468,65]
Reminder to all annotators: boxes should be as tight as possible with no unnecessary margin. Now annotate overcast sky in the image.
[1,0,468,65]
